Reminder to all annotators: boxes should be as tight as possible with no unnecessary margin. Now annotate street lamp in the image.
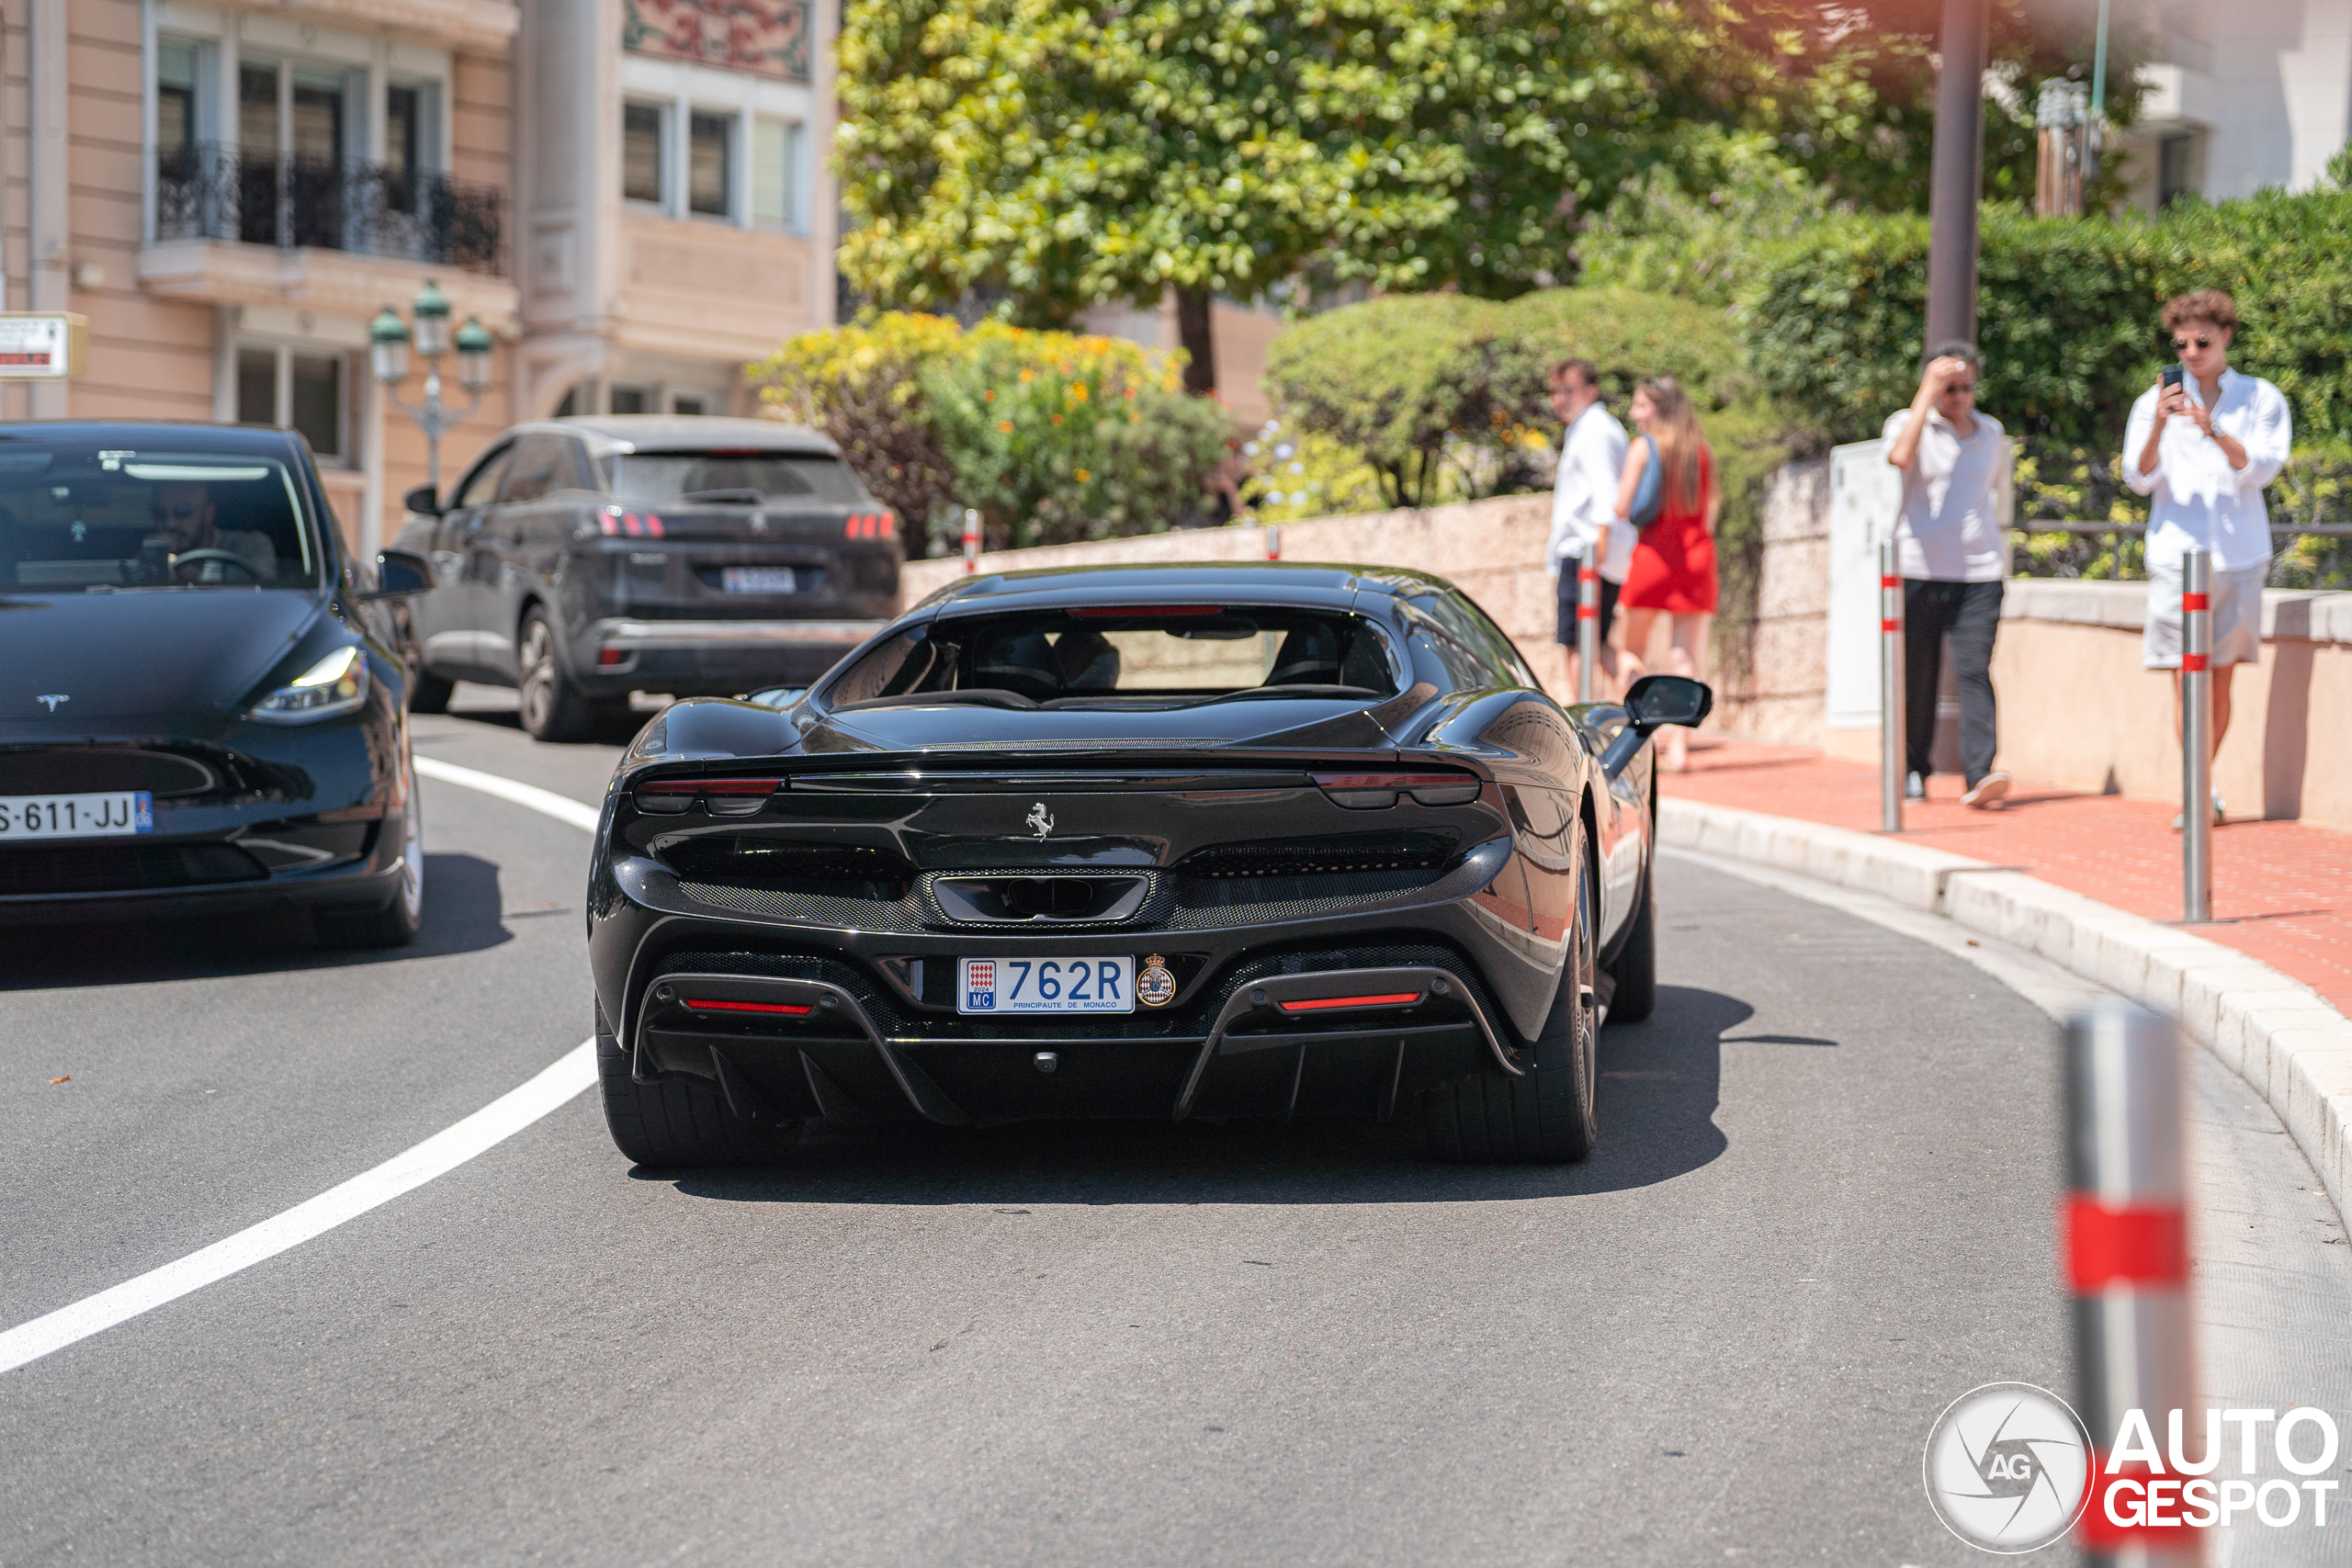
[371,278,494,495]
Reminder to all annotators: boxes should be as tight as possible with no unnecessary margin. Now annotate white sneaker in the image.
[2172,793,2225,831]
[1905,772,1926,801]
[1962,772,2010,809]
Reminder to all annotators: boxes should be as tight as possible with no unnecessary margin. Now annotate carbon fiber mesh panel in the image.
[672,883,934,932]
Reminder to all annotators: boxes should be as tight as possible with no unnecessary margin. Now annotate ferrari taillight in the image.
[1312,772,1482,808]
[633,777,784,816]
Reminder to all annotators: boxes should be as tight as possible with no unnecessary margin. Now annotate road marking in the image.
[414,755,604,831]
[0,1041,595,1376]
[1,753,610,1377]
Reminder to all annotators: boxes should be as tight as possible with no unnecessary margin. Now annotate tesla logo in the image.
[37,694,68,713]
[1025,802,1054,839]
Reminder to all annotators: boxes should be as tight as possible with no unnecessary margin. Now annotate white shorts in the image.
[2143,558,2267,670]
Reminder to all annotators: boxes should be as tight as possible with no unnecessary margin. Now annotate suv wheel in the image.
[517,609,599,742]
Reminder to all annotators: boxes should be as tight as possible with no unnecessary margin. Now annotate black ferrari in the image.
[0,422,435,944]
[586,563,1708,1166]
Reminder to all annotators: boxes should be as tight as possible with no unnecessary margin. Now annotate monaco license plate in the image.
[722,567,800,594]
[0,791,152,840]
[959,956,1136,1015]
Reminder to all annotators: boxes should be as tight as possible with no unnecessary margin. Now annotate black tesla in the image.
[587,562,1709,1166]
[0,422,434,945]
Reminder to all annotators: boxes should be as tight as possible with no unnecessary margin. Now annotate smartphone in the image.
[2161,366,2186,391]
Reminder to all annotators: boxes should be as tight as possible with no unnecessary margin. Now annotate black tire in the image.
[595,1005,800,1167]
[1603,863,1657,1024]
[517,608,605,743]
[315,756,424,949]
[408,669,455,715]
[1423,818,1600,1164]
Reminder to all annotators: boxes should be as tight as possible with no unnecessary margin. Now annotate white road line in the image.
[414,755,605,831]
[1,752,609,1377]
[0,1043,595,1377]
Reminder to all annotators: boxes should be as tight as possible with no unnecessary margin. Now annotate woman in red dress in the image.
[1613,375,1718,771]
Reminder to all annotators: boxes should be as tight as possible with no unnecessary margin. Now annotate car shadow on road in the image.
[656,985,1749,1207]
[0,852,514,990]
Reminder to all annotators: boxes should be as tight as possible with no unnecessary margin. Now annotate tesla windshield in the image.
[602,451,867,506]
[0,444,321,591]
[827,607,1398,708]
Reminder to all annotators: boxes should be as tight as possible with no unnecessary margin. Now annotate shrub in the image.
[754,314,1232,553]
[1574,130,1833,310]
[1744,191,2352,448]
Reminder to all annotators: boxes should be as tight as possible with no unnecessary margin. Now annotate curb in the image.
[1659,797,2352,1222]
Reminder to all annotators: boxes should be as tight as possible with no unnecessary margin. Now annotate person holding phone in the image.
[2122,288,2292,826]
[1883,342,2010,808]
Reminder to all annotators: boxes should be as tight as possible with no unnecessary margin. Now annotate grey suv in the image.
[393,416,899,739]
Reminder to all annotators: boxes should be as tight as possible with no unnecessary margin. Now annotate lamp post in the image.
[370,278,494,496]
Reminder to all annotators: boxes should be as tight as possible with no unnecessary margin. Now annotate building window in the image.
[623,101,665,205]
[689,111,734,217]
[672,395,707,416]
[236,344,346,461]
[158,44,199,162]
[2158,132,2199,208]
[751,117,799,231]
[609,385,651,415]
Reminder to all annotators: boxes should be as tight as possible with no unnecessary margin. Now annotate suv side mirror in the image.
[1600,674,1712,779]
[358,549,435,601]
[402,483,443,517]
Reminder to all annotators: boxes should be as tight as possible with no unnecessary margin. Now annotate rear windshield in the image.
[826,607,1398,707]
[602,451,868,506]
[0,444,321,592]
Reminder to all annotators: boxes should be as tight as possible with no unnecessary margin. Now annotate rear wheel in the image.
[1423,819,1600,1164]
[517,609,609,743]
[408,670,455,715]
[595,1005,800,1168]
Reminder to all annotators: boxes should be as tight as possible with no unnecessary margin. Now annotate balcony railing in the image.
[154,143,503,275]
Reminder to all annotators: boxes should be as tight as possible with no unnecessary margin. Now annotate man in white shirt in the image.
[1883,342,2010,808]
[1544,357,1636,699]
[2122,288,2291,826]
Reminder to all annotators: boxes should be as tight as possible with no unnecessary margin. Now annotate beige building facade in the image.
[4,0,833,557]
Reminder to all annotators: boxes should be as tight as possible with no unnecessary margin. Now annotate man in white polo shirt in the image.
[2124,288,2291,827]
[1544,356,1636,699]
[1884,342,2010,808]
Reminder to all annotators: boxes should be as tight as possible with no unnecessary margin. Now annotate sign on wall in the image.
[622,0,809,83]
[0,314,86,380]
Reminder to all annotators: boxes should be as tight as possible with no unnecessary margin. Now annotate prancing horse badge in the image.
[1025,802,1054,839]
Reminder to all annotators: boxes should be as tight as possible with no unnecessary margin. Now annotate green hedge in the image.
[1746,192,2352,447]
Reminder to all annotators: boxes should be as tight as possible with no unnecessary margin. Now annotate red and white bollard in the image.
[2181,547,2212,922]
[1575,544,1600,704]
[1264,524,1282,562]
[2065,1002,2200,1565]
[1880,539,1905,832]
[961,507,980,575]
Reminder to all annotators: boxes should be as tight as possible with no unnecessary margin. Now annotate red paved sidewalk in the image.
[1661,738,2352,1016]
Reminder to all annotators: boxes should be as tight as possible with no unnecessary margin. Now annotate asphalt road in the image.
[2,695,2341,1565]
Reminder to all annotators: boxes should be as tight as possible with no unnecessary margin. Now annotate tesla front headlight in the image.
[249,645,370,724]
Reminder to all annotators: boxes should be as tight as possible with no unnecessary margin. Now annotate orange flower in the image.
[997,420,1013,433]
[983,389,995,401]
[1074,468,1091,482]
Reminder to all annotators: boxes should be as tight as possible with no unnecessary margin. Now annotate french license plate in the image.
[959,956,1136,1015]
[722,567,800,594]
[0,792,153,840]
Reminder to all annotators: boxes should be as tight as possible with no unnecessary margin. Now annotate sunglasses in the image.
[2172,335,2215,351]
[1940,381,1978,395]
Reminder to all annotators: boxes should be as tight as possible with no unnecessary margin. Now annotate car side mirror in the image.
[358,549,435,601]
[402,483,443,517]
[1600,674,1712,779]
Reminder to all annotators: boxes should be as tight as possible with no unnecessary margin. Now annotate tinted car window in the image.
[451,444,510,510]
[604,451,867,505]
[825,609,1396,707]
[1414,593,1526,688]
[498,435,588,505]
[0,443,320,591]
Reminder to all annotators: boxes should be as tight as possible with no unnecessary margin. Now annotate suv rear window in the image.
[827,607,1398,708]
[602,451,867,506]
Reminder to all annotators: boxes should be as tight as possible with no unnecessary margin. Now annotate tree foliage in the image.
[754,315,1233,553]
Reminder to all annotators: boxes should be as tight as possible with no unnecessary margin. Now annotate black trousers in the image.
[1903,578,2003,785]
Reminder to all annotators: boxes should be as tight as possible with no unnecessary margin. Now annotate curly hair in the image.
[2162,288,2238,334]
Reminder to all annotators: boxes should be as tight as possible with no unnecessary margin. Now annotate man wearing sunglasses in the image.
[2123,288,2291,826]
[1884,341,2010,808]
[148,479,277,584]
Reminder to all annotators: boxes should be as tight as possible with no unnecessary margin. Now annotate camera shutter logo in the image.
[1922,1382,2092,1552]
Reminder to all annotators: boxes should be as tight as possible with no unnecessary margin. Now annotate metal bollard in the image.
[2180,548,2211,922]
[961,507,980,575]
[1575,544,1600,704]
[2064,1003,2200,1566]
[1880,539,1905,832]
[1265,524,1282,561]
